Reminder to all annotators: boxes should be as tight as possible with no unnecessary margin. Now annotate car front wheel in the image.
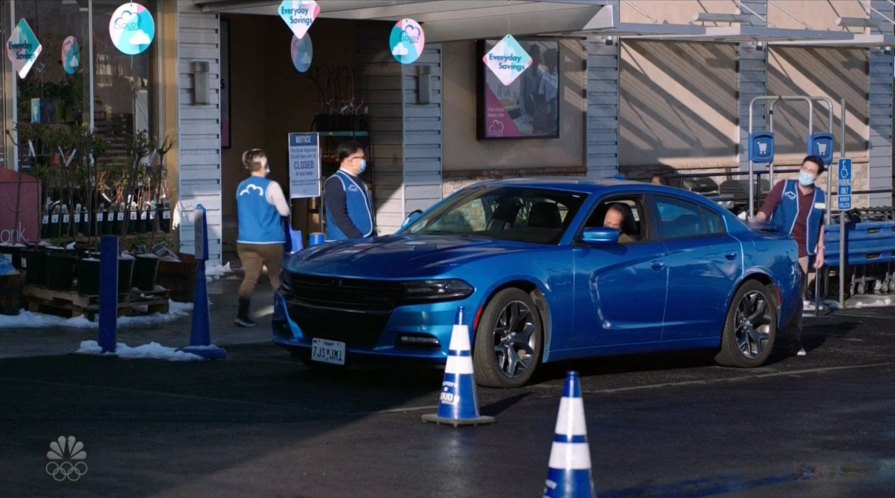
[715,280,777,367]
[473,288,543,388]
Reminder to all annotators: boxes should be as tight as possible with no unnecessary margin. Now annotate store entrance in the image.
[220,15,371,255]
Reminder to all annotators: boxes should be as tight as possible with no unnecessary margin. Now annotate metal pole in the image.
[839,97,847,308]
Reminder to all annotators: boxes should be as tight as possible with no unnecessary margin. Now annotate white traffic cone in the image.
[543,371,595,498]
[422,307,495,427]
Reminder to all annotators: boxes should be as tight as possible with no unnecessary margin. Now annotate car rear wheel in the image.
[715,280,777,367]
[473,288,543,388]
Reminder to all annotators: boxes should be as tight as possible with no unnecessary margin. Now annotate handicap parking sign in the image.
[838,158,851,210]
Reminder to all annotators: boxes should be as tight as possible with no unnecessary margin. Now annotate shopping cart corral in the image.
[822,208,895,307]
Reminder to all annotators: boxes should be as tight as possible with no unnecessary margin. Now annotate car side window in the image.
[656,197,711,240]
[703,207,724,235]
[584,198,645,243]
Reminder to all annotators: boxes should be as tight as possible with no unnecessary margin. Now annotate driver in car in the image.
[602,204,633,244]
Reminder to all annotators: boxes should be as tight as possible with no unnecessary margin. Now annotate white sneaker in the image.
[796,347,807,357]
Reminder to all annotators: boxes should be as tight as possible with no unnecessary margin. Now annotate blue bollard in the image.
[179,204,226,359]
[309,232,325,247]
[98,235,118,354]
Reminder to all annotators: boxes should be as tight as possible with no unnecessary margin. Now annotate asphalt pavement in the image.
[0,269,894,497]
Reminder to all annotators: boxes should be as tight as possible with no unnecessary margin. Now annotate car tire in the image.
[473,288,543,388]
[715,280,777,368]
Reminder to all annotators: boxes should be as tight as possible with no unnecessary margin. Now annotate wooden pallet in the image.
[22,285,170,320]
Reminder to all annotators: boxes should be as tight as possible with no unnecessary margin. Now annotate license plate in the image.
[311,338,346,365]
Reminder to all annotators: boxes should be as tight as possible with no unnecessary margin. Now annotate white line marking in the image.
[582,362,891,395]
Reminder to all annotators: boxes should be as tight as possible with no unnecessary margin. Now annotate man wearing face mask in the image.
[323,140,375,241]
[752,155,827,356]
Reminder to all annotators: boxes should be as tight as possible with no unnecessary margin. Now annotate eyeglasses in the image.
[349,155,365,161]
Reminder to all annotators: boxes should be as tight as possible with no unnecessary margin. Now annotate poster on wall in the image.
[288,133,321,199]
[61,36,80,74]
[478,38,559,140]
[5,19,42,79]
[389,19,425,64]
[291,34,313,73]
[109,2,155,55]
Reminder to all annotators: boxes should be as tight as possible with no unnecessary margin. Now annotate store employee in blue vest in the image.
[323,140,375,241]
[753,155,827,356]
[235,148,291,327]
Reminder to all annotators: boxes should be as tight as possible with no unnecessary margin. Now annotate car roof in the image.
[469,177,698,197]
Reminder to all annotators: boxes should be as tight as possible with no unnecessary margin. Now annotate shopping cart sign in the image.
[807,132,834,165]
[748,132,774,164]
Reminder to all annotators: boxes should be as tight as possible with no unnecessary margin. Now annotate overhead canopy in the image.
[192,0,891,46]
[192,0,610,42]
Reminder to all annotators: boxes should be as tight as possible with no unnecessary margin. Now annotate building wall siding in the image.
[587,36,620,178]
[403,46,443,224]
[177,6,222,262]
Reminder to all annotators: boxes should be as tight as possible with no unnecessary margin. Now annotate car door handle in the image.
[724,252,737,260]
[651,261,665,270]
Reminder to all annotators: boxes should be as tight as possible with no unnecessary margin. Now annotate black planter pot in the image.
[21,248,47,285]
[0,244,24,270]
[158,207,172,233]
[118,256,135,292]
[46,251,76,291]
[132,254,160,291]
[136,210,149,234]
[76,257,101,295]
[0,271,25,316]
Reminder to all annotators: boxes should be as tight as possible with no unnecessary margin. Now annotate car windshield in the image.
[401,186,587,244]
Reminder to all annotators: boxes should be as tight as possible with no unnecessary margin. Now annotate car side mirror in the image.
[581,227,620,244]
[401,209,424,229]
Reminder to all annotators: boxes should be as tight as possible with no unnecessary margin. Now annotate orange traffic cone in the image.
[422,307,495,427]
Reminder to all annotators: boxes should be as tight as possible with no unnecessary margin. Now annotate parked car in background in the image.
[273,178,802,387]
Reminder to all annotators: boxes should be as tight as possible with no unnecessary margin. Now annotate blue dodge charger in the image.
[273,178,802,387]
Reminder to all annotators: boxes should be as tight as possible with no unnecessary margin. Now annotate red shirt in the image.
[758,181,817,258]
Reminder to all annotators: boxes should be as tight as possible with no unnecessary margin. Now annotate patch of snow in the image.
[76,340,205,361]
[0,300,193,329]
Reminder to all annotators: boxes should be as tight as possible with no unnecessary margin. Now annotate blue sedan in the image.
[273,178,802,387]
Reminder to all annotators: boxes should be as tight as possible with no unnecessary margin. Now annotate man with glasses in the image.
[323,140,375,241]
[752,155,827,356]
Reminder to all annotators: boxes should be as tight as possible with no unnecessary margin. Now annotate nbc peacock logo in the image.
[45,436,88,481]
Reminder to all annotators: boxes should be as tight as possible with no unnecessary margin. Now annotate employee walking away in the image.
[235,148,291,327]
[752,155,827,356]
[323,140,375,241]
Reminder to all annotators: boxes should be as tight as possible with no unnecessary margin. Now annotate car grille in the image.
[285,275,403,348]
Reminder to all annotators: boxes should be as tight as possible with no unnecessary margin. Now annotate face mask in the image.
[357,159,367,174]
[798,171,815,187]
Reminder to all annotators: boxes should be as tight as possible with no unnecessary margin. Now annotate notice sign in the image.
[288,133,320,199]
[279,0,319,40]
[6,19,42,79]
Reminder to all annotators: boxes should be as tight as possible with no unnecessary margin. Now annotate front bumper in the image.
[271,291,477,364]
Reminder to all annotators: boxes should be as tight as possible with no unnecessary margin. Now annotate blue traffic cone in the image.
[178,204,226,360]
[422,307,495,427]
[543,371,595,498]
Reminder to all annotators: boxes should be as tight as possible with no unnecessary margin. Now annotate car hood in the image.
[286,234,534,279]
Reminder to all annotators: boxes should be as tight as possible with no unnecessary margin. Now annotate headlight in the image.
[401,279,474,304]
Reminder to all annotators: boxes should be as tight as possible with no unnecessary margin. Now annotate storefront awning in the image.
[192,0,611,42]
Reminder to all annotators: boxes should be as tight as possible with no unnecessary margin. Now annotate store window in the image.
[9,0,157,169]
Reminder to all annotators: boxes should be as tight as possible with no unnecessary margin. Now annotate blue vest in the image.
[325,170,374,241]
[236,176,285,244]
[771,179,826,256]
